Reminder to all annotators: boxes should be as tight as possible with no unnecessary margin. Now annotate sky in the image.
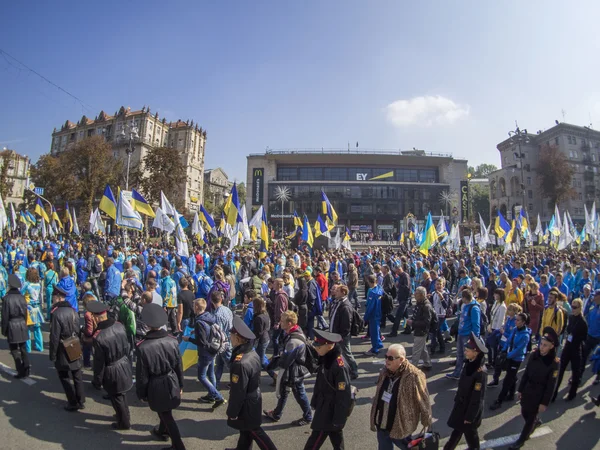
[2,1,600,183]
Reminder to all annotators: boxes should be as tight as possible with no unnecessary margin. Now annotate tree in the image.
[237,182,246,207]
[0,152,16,200]
[31,136,123,220]
[135,146,188,212]
[470,183,490,222]
[537,144,576,207]
[468,163,498,178]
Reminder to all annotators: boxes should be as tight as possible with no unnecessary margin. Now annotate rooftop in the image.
[249,148,461,159]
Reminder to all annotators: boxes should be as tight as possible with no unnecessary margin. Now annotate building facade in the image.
[246,149,468,237]
[0,149,30,206]
[204,167,233,209]
[51,106,206,211]
[489,122,600,223]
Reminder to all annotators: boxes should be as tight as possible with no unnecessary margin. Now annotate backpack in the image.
[198,275,213,298]
[467,303,487,336]
[298,335,318,374]
[178,270,195,293]
[350,306,365,336]
[92,256,102,275]
[429,305,439,331]
[381,292,394,315]
[207,322,228,355]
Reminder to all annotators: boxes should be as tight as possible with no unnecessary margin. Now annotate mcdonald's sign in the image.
[252,168,264,205]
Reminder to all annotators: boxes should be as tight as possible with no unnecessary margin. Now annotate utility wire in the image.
[0,48,95,112]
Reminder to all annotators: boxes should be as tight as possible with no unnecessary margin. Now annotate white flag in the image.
[240,205,251,241]
[72,208,80,236]
[334,227,342,250]
[152,207,176,235]
[478,214,489,249]
[160,191,177,216]
[534,214,543,236]
[173,210,189,258]
[41,216,47,239]
[9,203,17,231]
[116,191,143,231]
[0,194,7,231]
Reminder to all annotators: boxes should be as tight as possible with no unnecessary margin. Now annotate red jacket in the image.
[316,274,329,301]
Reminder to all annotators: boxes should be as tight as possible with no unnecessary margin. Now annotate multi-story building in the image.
[204,167,233,209]
[489,122,600,224]
[50,106,206,211]
[246,149,468,238]
[0,149,30,205]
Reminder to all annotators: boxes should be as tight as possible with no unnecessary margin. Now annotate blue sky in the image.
[2,1,600,183]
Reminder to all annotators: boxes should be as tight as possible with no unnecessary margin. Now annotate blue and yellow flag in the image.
[199,205,216,233]
[25,210,37,226]
[64,202,73,232]
[321,191,338,227]
[494,211,511,238]
[260,207,269,250]
[505,219,517,243]
[131,189,156,218]
[518,208,529,238]
[99,184,117,220]
[225,182,242,226]
[343,227,351,241]
[51,206,62,229]
[314,214,329,238]
[419,212,438,256]
[179,326,198,371]
[35,198,50,223]
[301,214,314,248]
[293,210,303,230]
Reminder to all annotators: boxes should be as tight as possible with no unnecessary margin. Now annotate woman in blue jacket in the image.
[363,274,383,356]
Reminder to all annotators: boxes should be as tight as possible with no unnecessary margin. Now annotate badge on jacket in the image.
[337,356,344,367]
[232,374,239,383]
[338,382,346,390]
[474,383,482,391]
[552,370,558,378]
[235,354,243,362]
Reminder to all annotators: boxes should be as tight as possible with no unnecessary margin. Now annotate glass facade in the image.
[277,166,439,183]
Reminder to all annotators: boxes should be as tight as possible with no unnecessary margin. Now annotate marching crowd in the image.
[1,235,600,450]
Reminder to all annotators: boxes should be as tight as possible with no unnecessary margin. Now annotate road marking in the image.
[456,426,552,450]
[0,362,37,385]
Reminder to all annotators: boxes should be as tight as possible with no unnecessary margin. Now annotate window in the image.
[578,192,583,201]
[528,190,533,199]
[419,169,437,183]
[323,167,347,180]
[526,177,531,186]
[555,137,559,145]
[298,167,323,180]
[568,136,572,144]
[396,169,418,182]
[528,204,533,211]
[113,150,119,157]
[573,136,577,145]
[277,167,297,181]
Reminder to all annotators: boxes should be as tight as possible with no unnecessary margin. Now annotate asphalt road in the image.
[1,313,599,450]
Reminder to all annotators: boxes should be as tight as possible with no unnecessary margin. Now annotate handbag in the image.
[61,334,83,362]
[408,427,440,449]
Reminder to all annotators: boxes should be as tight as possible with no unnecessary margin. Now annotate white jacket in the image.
[490,302,507,330]
[431,290,448,317]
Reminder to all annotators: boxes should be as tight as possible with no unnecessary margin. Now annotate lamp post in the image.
[274,186,291,239]
[119,121,139,190]
[508,125,530,219]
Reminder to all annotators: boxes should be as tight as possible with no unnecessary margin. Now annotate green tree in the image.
[135,146,188,212]
[468,163,498,178]
[470,183,490,222]
[537,144,575,207]
[0,152,16,200]
[237,182,246,206]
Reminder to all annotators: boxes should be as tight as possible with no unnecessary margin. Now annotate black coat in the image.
[227,342,263,431]
[49,301,82,371]
[92,319,133,395]
[1,289,28,344]
[253,312,270,345]
[518,350,560,412]
[293,278,308,307]
[563,314,588,353]
[310,345,352,431]
[135,329,184,413]
[330,298,353,338]
[412,300,434,337]
[447,362,486,430]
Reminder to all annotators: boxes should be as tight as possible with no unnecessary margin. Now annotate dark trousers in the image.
[57,368,85,406]
[166,307,178,333]
[555,344,582,399]
[271,328,284,357]
[443,426,480,450]
[273,380,312,421]
[306,311,316,340]
[486,330,502,366]
[495,359,521,402]
[304,430,344,450]
[391,299,409,334]
[9,342,30,376]
[430,319,446,352]
[157,410,185,450]
[89,278,101,300]
[582,335,600,378]
[348,288,359,309]
[110,393,131,428]
[517,407,539,443]
[236,427,277,450]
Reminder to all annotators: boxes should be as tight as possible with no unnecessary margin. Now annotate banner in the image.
[460,180,469,222]
[252,168,264,205]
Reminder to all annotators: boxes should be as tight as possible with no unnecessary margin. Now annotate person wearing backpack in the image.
[271,278,289,356]
[86,248,102,300]
[183,298,226,409]
[446,290,481,380]
[329,284,358,380]
[540,288,566,338]
[263,310,312,427]
[408,286,434,371]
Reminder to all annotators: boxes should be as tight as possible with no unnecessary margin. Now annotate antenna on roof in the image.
[561,109,566,121]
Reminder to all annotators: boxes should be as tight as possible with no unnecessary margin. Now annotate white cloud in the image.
[385,95,470,127]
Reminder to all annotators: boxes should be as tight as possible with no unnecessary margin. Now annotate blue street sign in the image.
[34,187,44,195]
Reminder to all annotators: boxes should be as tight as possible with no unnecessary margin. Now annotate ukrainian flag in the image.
[99,184,117,220]
[301,214,314,248]
[321,191,338,226]
[225,183,241,226]
[494,211,511,239]
[505,220,516,243]
[179,326,198,371]
[344,227,351,241]
[25,210,37,226]
[314,214,329,238]
[199,205,216,233]
[35,198,50,223]
[260,207,269,250]
[64,202,73,232]
[293,210,303,230]
[51,206,63,229]
[131,189,156,218]
[419,212,438,256]
[518,208,529,238]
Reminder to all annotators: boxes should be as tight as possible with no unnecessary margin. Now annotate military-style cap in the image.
[8,274,22,289]
[313,329,342,346]
[231,315,256,340]
[141,303,168,328]
[465,331,488,353]
[53,285,68,296]
[540,326,559,347]
[86,301,109,315]
[593,289,600,297]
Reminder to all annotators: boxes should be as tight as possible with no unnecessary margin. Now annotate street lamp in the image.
[274,186,291,239]
[508,125,530,219]
[119,121,139,190]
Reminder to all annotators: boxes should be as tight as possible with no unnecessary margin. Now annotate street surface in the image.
[1,314,599,450]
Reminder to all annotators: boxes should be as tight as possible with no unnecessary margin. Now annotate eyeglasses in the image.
[385,355,401,361]
[572,305,580,310]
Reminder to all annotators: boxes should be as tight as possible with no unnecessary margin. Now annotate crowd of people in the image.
[1,235,600,449]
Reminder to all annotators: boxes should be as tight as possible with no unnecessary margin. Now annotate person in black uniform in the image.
[444,332,487,450]
[136,303,186,450]
[89,301,133,430]
[1,275,30,378]
[49,285,86,411]
[552,298,588,402]
[225,316,277,450]
[508,327,560,450]
[303,329,352,450]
